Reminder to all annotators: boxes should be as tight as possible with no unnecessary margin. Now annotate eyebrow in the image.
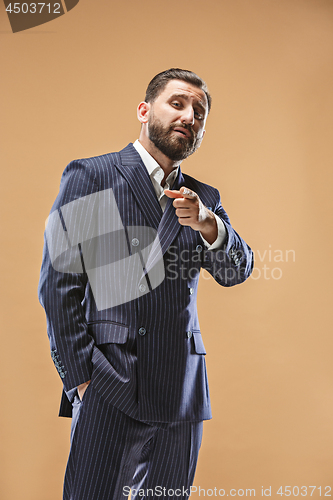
[169,93,207,114]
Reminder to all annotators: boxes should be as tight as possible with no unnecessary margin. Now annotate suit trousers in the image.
[64,382,203,500]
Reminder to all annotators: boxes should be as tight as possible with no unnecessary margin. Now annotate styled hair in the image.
[145,68,212,113]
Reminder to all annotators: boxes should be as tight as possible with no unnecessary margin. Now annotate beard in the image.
[147,113,201,162]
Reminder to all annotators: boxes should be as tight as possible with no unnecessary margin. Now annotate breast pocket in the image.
[88,321,129,345]
[192,330,206,355]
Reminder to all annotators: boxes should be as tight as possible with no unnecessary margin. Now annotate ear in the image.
[137,101,150,124]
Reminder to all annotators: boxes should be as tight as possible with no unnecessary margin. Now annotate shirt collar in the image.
[133,139,179,187]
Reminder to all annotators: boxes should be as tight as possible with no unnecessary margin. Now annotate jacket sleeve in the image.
[202,188,254,287]
[38,160,99,393]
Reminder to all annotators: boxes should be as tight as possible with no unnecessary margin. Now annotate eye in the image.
[194,110,204,120]
[171,101,181,108]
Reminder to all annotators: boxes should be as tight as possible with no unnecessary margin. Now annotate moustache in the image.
[170,123,195,140]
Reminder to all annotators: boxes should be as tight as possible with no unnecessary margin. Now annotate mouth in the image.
[173,127,192,139]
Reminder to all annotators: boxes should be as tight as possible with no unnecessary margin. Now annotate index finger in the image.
[164,187,197,200]
[164,189,184,199]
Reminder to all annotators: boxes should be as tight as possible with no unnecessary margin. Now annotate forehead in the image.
[158,80,208,110]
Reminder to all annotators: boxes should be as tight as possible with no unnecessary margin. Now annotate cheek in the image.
[159,103,175,117]
[163,106,181,123]
[196,137,203,148]
[169,112,181,124]
[195,128,205,140]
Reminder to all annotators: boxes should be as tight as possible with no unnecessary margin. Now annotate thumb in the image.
[179,187,197,199]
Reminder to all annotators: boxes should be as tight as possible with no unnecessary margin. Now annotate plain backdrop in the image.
[1,1,333,499]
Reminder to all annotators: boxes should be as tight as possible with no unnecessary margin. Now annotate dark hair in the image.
[145,68,212,113]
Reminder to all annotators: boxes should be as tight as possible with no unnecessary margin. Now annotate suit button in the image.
[186,331,192,339]
[139,284,146,293]
[196,245,203,252]
[132,238,139,247]
[138,327,146,336]
[189,288,194,295]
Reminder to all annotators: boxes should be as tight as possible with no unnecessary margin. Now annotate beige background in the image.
[1,0,333,499]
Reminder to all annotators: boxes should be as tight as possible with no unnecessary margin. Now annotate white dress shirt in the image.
[133,140,226,250]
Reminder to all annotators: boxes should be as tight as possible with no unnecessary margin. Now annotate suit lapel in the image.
[157,166,186,256]
[116,144,188,276]
[116,144,162,230]
[144,167,186,275]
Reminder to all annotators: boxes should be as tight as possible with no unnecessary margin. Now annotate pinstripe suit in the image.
[38,142,253,498]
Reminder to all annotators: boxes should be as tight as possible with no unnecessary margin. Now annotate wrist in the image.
[77,380,91,400]
[199,212,218,244]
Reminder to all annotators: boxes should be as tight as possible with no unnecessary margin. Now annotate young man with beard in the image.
[38,68,253,499]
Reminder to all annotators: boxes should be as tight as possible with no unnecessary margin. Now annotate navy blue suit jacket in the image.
[38,143,253,422]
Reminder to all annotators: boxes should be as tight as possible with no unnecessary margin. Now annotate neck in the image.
[137,136,179,178]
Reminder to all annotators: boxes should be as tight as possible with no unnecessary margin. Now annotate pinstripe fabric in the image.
[64,383,203,500]
[130,419,203,500]
[38,143,253,422]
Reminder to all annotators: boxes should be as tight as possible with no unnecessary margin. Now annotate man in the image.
[38,68,253,500]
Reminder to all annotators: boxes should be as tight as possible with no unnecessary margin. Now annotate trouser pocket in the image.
[70,393,83,443]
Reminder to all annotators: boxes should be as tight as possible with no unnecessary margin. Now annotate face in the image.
[146,80,208,162]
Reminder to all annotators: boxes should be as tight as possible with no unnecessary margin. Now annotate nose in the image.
[181,105,195,126]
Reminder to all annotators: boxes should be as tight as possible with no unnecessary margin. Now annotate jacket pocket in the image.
[192,330,206,355]
[88,321,129,345]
